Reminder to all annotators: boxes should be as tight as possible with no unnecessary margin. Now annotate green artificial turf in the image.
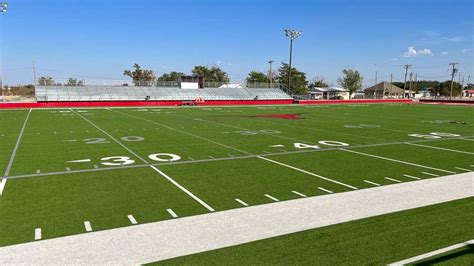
[0,103,472,250]
[154,197,474,265]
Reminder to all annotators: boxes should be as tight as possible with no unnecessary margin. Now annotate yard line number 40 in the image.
[408,132,460,139]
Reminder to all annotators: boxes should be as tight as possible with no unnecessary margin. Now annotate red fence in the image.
[297,99,412,105]
[0,99,414,109]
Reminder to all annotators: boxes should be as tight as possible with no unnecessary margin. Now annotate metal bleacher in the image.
[35,86,292,101]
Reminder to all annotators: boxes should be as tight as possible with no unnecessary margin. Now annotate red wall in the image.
[297,99,412,104]
[0,99,414,109]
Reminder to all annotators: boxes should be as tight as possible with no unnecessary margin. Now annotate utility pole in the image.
[284,29,302,95]
[268,60,274,88]
[0,2,8,102]
[403,64,411,98]
[449,62,458,100]
[32,61,37,86]
[408,72,413,98]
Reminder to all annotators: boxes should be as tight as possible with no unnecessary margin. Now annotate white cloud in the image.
[444,36,465,42]
[418,48,432,55]
[440,51,448,55]
[461,48,469,54]
[403,46,432,57]
[403,46,418,57]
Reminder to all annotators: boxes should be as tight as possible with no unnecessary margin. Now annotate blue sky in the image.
[1,0,472,86]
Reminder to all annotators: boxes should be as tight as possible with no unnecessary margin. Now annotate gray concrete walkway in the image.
[0,172,472,264]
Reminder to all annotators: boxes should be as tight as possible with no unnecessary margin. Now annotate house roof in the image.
[365,81,403,93]
[311,87,348,92]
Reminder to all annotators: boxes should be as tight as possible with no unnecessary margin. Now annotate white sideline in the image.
[0,173,472,264]
[389,239,474,265]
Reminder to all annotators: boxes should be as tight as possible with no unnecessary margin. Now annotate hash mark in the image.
[235,198,249,206]
[264,194,280,202]
[318,187,334,194]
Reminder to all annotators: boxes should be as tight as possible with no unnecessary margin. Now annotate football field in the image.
[0,103,473,250]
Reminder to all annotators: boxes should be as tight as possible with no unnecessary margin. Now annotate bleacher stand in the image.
[35,86,292,101]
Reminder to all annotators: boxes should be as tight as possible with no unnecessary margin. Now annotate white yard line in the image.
[318,187,334,194]
[2,173,470,264]
[127,215,138,225]
[166,209,178,218]
[454,167,472,172]
[403,174,421,180]
[384,177,402,183]
[5,137,472,181]
[235,199,249,207]
[84,221,93,232]
[34,228,41,241]
[1,108,32,196]
[422,172,439,177]
[341,149,456,174]
[258,156,358,190]
[363,180,381,186]
[72,109,215,213]
[109,109,251,156]
[389,239,474,265]
[264,194,280,202]
[406,142,474,155]
[291,191,307,198]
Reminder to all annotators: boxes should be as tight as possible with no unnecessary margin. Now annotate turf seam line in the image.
[71,109,216,212]
[405,142,474,155]
[340,149,457,174]
[258,156,358,190]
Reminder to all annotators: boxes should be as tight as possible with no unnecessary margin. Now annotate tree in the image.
[65,78,84,86]
[338,69,363,98]
[123,64,156,86]
[192,65,229,82]
[246,71,270,83]
[277,62,308,94]
[158,71,185,82]
[309,77,328,89]
[38,76,55,86]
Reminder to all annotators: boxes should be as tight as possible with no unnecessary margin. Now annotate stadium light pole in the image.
[268,60,274,88]
[284,29,302,94]
[0,2,7,102]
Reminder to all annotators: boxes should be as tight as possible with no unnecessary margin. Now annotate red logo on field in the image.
[253,113,303,120]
